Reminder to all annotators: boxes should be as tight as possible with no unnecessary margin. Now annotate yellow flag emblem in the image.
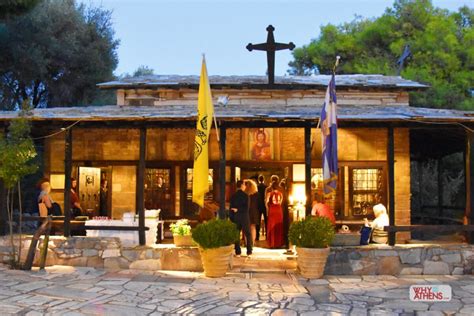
[192,57,214,207]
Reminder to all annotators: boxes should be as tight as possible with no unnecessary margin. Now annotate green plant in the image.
[289,216,335,248]
[191,219,239,249]
[0,102,38,268]
[170,219,191,236]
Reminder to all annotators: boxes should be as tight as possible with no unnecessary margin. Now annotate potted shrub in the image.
[288,216,335,278]
[170,219,194,247]
[192,219,239,277]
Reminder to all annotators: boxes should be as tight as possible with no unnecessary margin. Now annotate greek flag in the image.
[320,73,338,194]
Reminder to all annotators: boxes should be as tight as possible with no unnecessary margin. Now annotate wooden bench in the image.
[384,225,474,245]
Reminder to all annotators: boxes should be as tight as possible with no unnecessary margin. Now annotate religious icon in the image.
[249,128,273,161]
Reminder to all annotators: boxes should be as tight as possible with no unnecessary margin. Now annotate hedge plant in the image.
[288,216,335,248]
[191,219,239,249]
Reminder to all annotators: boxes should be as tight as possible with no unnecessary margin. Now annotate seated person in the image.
[37,179,62,216]
[311,194,336,225]
[364,203,389,244]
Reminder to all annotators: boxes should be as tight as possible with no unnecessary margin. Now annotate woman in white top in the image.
[364,203,389,244]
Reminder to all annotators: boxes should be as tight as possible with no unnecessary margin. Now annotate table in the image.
[85,218,160,247]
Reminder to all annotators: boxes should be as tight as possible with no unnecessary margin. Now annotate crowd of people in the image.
[229,174,292,256]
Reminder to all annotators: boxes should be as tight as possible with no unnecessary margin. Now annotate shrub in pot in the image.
[192,219,239,277]
[170,219,194,247]
[288,216,335,278]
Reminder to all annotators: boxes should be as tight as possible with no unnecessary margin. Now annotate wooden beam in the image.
[387,126,396,245]
[465,130,474,243]
[219,125,227,219]
[137,128,147,245]
[63,128,72,237]
[304,125,312,215]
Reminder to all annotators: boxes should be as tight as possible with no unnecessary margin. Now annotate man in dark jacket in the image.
[256,175,267,240]
[230,180,252,256]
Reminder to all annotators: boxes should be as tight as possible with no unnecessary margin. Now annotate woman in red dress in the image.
[266,182,284,248]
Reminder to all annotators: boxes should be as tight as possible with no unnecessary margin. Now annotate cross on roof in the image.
[246,25,295,85]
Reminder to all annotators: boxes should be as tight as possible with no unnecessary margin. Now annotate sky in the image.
[79,0,472,77]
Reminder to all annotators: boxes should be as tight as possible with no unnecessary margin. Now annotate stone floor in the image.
[0,263,473,315]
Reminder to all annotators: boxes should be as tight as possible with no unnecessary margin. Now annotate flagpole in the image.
[202,53,221,144]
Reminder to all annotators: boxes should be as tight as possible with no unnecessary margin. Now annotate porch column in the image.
[387,126,396,245]
[137,127,147,246]
[0,180,5,236]
[465,130,474,243]
[218,125,226,219]
[63,128,72,237]
[304,125,312,216]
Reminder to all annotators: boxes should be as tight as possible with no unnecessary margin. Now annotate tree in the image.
[0,101,38,268]
[132,65,155,77]
[289,0,474,110]
[0,0,42,19]
[0,0,119,110]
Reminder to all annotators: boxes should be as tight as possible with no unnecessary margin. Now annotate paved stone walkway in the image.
[0,264,473,315]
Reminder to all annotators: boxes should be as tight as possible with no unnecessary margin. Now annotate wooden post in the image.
[219,125,227,219]
[387,126,396,245]
[465,130,474,243]
[63,128,72,237]
[437,157,444,222]
[137,128,147,246]
[0,180,6,236]
[304,125,312,216]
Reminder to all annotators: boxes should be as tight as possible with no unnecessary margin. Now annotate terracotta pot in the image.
[296,247,330,279]
[199,244,234,277]
[173,234,195,247]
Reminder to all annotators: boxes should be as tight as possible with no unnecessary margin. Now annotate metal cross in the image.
[246,25,295,85]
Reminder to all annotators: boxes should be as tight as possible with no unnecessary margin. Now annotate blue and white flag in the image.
[320,73,338,195]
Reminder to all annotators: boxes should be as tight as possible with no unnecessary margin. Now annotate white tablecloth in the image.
[85,218,159,247]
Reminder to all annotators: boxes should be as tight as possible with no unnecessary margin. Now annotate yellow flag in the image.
[192,57,214,207]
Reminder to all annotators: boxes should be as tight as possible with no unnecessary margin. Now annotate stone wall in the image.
[0,236,202,272]
[1,236,473,276]
[117,88,410,107]
[325,244,474,275]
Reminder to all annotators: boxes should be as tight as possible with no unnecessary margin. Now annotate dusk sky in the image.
[79,0,471,77]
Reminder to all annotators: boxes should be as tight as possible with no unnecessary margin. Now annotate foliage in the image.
[288,216,335,248]
[191,219,239,249]
[0,0,119,110]
[0,101,38,268]
[132,65,155,77]
[289,0,474,110]
[0,0,42,19]
[170,219,192,236]
[0,103,38,188]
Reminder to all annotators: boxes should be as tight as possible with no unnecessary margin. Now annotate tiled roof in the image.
[97,74,428,90]
[0,104,471,123]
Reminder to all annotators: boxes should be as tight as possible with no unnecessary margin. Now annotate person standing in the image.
[229,180,252,256]
[266,181,284,248]
[256,175,267,240]
[244,179,259,245]
[70,178,83,217]
[279,179,290,248]
[99,179,108,216]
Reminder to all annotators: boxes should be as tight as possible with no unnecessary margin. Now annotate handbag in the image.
[360,226,372,245]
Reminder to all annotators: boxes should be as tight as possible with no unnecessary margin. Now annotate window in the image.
[144,168,172,218]
[350,168,384,217]
[184,168,214,217]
